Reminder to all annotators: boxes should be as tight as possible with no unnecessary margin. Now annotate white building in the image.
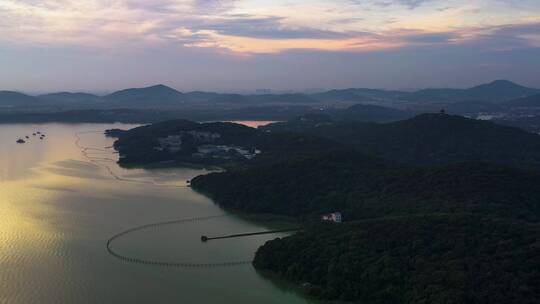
[321,212,342,223]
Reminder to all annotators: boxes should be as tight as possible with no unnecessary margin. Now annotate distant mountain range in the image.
[104,84,184,106]
[1,80,539,107]
[401,80,540,103]
[38,92,101,103]
[504,93,540,107]
[0,91,38,106]
[311,88,406,103]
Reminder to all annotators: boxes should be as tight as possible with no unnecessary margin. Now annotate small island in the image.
[106,119,337,167]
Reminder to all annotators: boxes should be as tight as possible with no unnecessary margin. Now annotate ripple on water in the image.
[0,124,311,304]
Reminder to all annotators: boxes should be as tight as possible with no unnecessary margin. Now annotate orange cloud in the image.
[186,31,403,54]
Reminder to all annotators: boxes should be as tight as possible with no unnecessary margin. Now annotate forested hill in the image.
[108,119,339,166]
[312,103,414,123]
[254,215,540,303]
[400,79,539,103]
[191,150,540,303]
[263,113,540,168]
[126,113,540,303]
[191,150,540,222]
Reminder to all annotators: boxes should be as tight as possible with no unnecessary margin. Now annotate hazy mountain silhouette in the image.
[38,92,101,103]
[0,91,37,106]
[311,88,406,102]
[505,93,540,107]
[248,93,317,103]
[207,94,249,103]
[104,84,184,105]
[264,113,540,167]
[1,80,539,107]
[402,80,539,103]
[182,91,221,103]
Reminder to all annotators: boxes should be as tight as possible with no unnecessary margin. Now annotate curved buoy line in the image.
[76,131,253,268]
[106,214,253,268]
[80,131,471,272]
[74,131,189,188]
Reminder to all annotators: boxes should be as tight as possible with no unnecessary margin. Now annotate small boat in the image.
[32,133,36,136]
[16,139,25,144]
[36,131,41,134]
[25,136,29,139]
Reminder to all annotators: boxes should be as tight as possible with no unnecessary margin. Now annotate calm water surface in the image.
[226,121,277,128]
[0,123,310,304]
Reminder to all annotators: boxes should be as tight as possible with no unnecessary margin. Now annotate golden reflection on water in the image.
[0,161,92,260]
[0,123,310,304]
[0,178,63,272]
[0,124,133,303]
[0,124,120,267]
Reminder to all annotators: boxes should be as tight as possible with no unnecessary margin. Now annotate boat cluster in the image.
[16,131,46,144]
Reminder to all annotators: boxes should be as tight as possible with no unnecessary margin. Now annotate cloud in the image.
[394,0,432,9]
[395,30,459,44]
[0,0,539,55]
[350,0,433,9]
[193,0,237,14]
[194,16,359,40]
[461,22,540,50]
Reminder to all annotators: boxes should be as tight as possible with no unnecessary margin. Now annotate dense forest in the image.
[113,114,540,303]
[254,215,540,303]
[111,113,540,168]
[263,113,540,168]
[191,150,540,222]
[191,152,540,303]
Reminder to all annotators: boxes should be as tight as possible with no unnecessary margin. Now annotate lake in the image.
[0,123,311,303]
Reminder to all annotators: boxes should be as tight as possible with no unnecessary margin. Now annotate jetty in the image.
[201,228,301,242]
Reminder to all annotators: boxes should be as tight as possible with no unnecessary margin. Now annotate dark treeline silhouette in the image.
[254,215,540,303]
[187,114,540,303]
[263,113,540,168]
[191,150,540,303]
[105,111,540,303]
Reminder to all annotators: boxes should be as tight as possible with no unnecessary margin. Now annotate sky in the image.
[0,0,539,93]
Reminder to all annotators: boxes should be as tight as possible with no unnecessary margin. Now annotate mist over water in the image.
[0,123,309,303]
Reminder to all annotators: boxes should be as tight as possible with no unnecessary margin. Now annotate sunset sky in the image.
[1,0,539,92]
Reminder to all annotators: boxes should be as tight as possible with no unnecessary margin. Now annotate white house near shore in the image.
[321,212,342,223]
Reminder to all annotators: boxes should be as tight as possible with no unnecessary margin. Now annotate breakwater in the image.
[201,228,302,242]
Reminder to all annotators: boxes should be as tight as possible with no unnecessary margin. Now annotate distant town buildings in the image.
[194,145,261,160]
[154,131,261,161]
[321,212,342,223]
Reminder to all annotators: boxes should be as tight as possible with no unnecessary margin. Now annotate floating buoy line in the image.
[75,130,254,268]
[74,131,189,188]
[106,214,254,268]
